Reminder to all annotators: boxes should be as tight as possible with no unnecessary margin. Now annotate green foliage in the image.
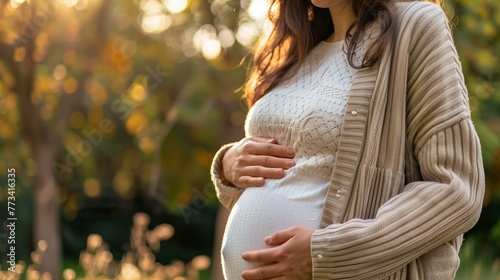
[445,0,500,277]
[0,0,498,278]
[447,0,500,201]
[0,0,253,214]
[0,0,253,275]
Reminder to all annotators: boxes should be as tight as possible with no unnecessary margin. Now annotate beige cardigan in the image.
[210,1,485,279]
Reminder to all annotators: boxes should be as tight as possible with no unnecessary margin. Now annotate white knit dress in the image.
[221,40,361,279]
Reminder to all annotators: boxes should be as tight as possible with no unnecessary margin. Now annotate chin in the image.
[311,0,349,9]
[311,0,333,8]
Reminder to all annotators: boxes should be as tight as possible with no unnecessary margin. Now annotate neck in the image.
[326,2,357,42]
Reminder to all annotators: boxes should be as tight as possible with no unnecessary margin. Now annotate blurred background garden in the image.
[0,0,498,279]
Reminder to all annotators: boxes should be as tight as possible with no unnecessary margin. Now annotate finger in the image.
[242,247,280,263]
[241,262,283,280]
[250,136,278,144]
[239,166,286,179]
[235,176,265,187]
[233,166,285,188]
[246,155,295,169]
[264,227,294,246]
[241,142,295,158]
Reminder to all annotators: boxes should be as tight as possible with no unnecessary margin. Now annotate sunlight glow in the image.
[63,0,78,7]
[193,24,217,51]
[10,0,25,8]
[218,29,235,48]
[141,13,172,33]
[202,39,222,60]
[236,22,260,47]
[75,0,89,10]
[163,0,188,14]
[140,0,162,12]
[248,0,267,21]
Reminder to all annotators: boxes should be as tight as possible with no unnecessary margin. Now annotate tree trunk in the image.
[34,146,61,279]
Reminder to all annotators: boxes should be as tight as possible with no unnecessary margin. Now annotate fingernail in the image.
[264,236,271,243]
[286,160,295,167]
[241,253,247,259]
[275,169,283,175]
[287,149,295,156]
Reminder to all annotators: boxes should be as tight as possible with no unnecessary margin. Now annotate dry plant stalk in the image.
[1,212,210,280]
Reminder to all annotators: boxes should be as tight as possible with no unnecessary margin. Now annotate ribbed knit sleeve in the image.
[312,119,484,279]
[210,143,244,210]
[310,3,485,279]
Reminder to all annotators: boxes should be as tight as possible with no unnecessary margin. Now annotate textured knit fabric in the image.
[210,1,485,279]
[221,40,359,279]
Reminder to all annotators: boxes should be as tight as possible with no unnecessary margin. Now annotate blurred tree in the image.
[1,0,261,278]
[0,0,498,279]
[445,0,500,276]
[0,0,112,277]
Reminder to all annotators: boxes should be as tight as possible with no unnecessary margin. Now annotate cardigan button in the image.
[336,194,341,198]
[351,110,358,115]
[317,254,323,259]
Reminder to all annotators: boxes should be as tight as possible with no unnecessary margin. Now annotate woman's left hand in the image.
[241,226,315,280]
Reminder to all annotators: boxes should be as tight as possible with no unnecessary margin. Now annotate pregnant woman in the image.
[211,0,485,279]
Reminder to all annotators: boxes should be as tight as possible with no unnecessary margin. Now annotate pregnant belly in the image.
[221,177,327,279]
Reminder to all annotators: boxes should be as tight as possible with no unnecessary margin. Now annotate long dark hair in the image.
[243,0,441,107]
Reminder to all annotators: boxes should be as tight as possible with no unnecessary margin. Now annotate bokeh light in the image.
[63,77,78,94]
[142,13,172,33]
[113,170,134,198]
[128,83,147,102]
[83,178,101,198]
[218,29,236,48]
[53,64,67,81]
[10,0,25,8]
[62,268,76,280]
[126,111,148,134]
[86,234,103,251]
[163,0,188,14]
[75,0,88,10]
[247,0,267,21]
[190,255,210,270]
[202,39,222,60]
[236,22,261,47]
[120,263,142,280]
[139,137,156,153]
[63,0,78,8]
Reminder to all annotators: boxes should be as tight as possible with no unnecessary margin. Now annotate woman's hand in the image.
[241,226,315,280]
[222,137,296,189]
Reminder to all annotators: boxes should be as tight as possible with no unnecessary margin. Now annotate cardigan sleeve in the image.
[210,142,245,210]
[310,3,485,279]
